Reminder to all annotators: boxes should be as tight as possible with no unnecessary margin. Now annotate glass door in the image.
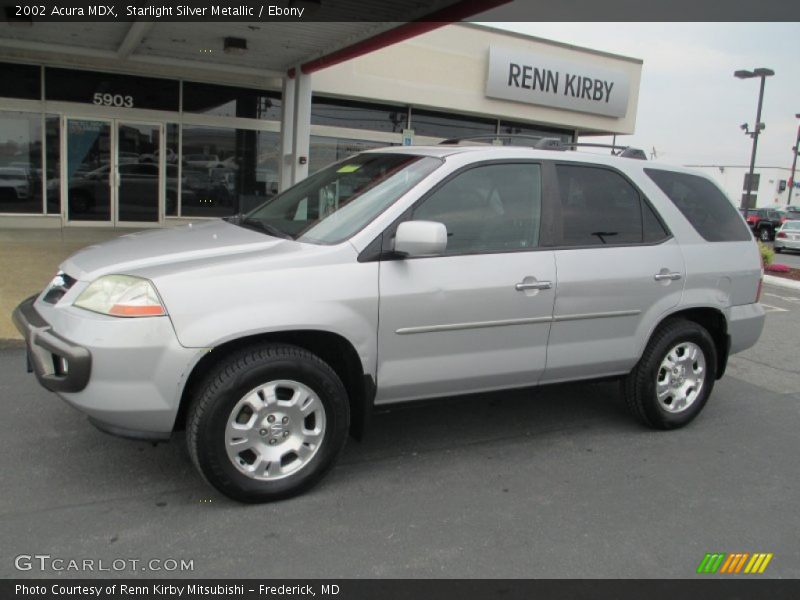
[66,118,112,222]
[65,118,163,225]
[116,121,162,224]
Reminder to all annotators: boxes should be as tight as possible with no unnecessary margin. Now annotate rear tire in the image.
[186,344,350,503]
[775,246,783,253]
[623,319,717,430]
[758,227,771,242]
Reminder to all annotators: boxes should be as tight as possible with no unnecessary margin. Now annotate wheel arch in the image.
[174,330,374,440]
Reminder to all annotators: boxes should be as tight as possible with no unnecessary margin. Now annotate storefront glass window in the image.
[410,109,496,139]
[45,68,179,112]
[311,97,407,133]
[309,136,388,174]
[165,123,180,216]
[0,62,41,100]
[182,82,281,120]
[0,111,44,214]
[499,120,573,143]
[181,125,280,217]
[45,115,60,214]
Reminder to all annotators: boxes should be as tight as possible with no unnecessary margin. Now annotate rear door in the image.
[541,162,685,384]
[376,161,556,403]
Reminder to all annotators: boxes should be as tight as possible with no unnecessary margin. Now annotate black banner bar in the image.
[4,579,800,600]
[2,0,800,23]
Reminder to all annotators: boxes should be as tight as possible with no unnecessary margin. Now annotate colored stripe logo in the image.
[697,553,773,574]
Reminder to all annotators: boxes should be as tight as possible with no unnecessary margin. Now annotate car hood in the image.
[61,220,284,280]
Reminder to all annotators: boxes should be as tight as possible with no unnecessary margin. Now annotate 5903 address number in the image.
[93,93,134,108]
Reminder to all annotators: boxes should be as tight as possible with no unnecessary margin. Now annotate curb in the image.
[764,274,800,291]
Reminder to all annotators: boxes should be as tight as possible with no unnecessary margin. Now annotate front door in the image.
[65,118,163,226]
[376,161,556,404]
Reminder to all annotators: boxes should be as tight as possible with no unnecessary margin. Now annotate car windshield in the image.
[238,152,442,244]
[784,221,800,231]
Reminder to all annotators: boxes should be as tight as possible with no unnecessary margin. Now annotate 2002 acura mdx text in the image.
[13,141,765,502]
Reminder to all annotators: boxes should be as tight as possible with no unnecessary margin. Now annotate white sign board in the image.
[485,46,630,118]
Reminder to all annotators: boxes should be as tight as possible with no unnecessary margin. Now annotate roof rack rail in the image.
[438,134,647,160]
[439,134,550,146]
[558,142,648,160]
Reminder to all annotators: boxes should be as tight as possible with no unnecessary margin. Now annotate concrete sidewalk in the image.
[0,228,142,341]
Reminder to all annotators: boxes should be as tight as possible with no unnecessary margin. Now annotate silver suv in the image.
[14,144,765,502]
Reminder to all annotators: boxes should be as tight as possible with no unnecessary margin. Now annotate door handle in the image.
[653,272,682,281]
[515,280,552,291]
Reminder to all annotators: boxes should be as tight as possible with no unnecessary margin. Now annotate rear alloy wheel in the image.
[758,227,771,242]
[187,344,350,502]
[624,319,717,430]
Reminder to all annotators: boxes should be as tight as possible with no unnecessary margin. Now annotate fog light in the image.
[53,355,69,376]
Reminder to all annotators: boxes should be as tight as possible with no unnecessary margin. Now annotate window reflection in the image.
[181,126,280,217]
[309,136,388,175]
[0,111,44,214]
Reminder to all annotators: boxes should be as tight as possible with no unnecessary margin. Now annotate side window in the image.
[642,200,670,243]
[412,163,542,255]
[645,169,752,242]
[556,164,643,246]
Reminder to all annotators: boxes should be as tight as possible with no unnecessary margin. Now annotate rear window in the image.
[644,169,752,242]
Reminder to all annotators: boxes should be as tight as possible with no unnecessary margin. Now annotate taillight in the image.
[776,231,787,239]
[756,269,764,303]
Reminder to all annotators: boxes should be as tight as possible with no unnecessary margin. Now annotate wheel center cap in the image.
[260,412,291,443]
[671,365,686,386]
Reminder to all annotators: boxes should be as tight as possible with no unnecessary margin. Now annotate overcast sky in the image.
[478,22,800,168]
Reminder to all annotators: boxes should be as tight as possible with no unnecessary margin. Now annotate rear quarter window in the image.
[644,169,752,242]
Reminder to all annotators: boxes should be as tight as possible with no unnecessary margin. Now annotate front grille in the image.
[42,271,77,305]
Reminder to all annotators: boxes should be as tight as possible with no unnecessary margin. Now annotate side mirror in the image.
[394,220,447,257]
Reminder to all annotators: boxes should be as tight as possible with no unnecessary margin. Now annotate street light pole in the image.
[735,68,774,214]
[788,114,800,206]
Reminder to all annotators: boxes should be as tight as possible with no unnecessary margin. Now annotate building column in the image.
[279,75,295,192]
[291,69,312,185]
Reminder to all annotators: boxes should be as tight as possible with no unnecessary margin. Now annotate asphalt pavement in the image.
[1,283,799,579]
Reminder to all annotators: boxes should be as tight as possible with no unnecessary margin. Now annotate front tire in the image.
[186,344,350,502]
[624,319,717,430]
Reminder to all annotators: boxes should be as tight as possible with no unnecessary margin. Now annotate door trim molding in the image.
[395,315,553,335]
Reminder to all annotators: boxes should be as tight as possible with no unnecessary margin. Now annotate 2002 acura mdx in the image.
[13,143,765,502]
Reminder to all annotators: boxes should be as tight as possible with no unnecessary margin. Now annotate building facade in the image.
[0,23,642,229]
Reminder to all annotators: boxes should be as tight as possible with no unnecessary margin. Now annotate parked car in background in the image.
[184,154,222,169]
[0,167,31,203]
[742,207,783,241]
[14,143,766,502]
[774,220,800,254]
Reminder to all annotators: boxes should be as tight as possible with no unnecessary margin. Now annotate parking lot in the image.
[1,281,799,579]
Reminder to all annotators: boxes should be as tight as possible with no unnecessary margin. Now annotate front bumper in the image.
[12,294,203,440]
[13,295,92,393]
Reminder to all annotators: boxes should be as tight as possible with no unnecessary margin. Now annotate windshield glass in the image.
[784,221,800,230]
[239,153,442,244]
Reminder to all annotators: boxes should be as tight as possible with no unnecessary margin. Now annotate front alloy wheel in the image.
[225,380,326,481]
[187,344,350,502]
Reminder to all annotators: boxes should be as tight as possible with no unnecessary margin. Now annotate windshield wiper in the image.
[237,217,293,239]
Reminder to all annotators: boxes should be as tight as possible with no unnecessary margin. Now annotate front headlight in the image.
[73,275,166,317]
